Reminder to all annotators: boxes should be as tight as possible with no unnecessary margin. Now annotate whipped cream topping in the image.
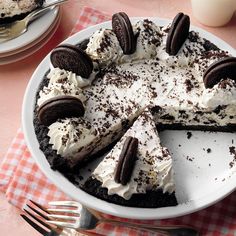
[48,118,99,158]
[156,30,206,67]
[93,110,175,200]
[86,29,123,66]
[119,19,162,63]
[37,68,95,106]
[86,20,162,66]
[200,79,236,108]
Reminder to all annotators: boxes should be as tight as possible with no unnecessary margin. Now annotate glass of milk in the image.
[191,0,236,27]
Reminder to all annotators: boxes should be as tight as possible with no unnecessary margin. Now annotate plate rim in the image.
[22,17,236,220]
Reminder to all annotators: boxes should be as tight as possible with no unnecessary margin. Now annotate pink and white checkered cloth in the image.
[1,7,236,236]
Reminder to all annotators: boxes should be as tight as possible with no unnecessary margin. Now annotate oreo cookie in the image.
[166,12,190,55]
[203,57,236,88]
[50,44,93,78]
[114,136,138,185]
[38,95,85,126]
[112,12,136,55]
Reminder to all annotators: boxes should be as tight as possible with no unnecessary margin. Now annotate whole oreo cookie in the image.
[112,12,136,55]
[114,136,138,185]
[203,57,236,88]
[38,95,85,126]
[50,44,93,78]
[166,12,190,55]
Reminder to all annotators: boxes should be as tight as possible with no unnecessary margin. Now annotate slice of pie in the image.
[82,109,177,208]
[0,0,45,24]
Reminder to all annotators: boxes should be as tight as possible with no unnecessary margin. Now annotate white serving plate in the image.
[22,17,236,220]
[0,0,59,56]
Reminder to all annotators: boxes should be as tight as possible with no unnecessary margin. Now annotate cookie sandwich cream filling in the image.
[92,110,174,200]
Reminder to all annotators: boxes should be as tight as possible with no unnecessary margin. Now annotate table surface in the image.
[0,0,236,235]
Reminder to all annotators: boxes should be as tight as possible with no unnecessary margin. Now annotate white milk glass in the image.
[191,0,236,27]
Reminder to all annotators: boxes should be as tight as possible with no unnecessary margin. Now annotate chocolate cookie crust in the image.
[82,177,178,208]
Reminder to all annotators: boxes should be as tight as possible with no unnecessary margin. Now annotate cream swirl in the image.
[37,68,91,106]
[200,79,236,108]
[48,118,99,158]
[157,30,206,67]
[92,111,175,200]
[119,19,162,63]
[86,29,123,66]
[86,20,162,66]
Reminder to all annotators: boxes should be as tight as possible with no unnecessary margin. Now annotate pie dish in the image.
[22,16,236,219]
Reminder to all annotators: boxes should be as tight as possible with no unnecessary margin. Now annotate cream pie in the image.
[34,12,236,208]
[82,110,177,207]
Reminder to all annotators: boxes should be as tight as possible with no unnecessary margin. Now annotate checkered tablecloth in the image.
[1,7,236,236]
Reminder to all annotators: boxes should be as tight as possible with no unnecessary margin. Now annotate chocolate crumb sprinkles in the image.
[207,148,211,153]
[187,131,192,139]
[229,146,236,168]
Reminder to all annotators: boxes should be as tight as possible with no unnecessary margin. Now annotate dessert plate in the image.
[0,0,59,56]
[0,10,61,65]
[22,17,236,220]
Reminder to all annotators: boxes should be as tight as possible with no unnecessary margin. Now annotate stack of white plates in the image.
[0,5,60,65]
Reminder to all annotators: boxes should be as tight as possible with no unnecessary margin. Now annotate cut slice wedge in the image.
[83,109,177,208]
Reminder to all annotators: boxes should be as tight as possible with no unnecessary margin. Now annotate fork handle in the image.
[98,219,198,236]
[25,0,68,23]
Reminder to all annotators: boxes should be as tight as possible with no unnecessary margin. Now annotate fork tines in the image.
[21,200,60,236]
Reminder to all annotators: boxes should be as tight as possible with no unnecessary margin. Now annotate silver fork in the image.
[45,200,199,236]
[22,200,104,236]
[0,0,68,43]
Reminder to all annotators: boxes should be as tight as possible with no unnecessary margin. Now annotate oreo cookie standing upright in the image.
[50,44,93,78]
[114,136,138,185]
[166,12,190,55]
[112,12,136,54]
